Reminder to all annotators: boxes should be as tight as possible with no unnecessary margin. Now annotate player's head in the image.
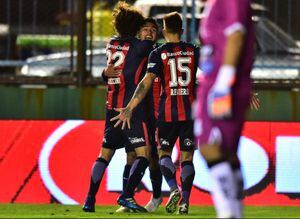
[112,1,145,37]
[138,18,158,41]
[162,12,183,38]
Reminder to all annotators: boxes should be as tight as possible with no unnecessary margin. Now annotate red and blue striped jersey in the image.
[105,36,154,111]
[142,75,162,123]
[147,42,199,122]
[136,44,162,120]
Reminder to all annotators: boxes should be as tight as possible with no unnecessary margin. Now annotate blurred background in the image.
[0,0,299,120]
[0,0,300,207]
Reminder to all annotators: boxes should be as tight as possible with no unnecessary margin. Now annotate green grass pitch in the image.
[0,204,299,218]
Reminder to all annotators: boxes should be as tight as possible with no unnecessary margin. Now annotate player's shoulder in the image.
[154,43,165,51]
[181,41,199,50]
[149,43,165,56]
[181,42,200,56]
[153,42,175,53]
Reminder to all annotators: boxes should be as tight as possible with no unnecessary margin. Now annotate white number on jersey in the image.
[168,57,192,87]
[106,50,125,68]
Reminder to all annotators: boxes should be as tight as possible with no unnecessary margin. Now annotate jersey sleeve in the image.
[137,40,155,57]
[147,49,162,77]
[219,0,249,36]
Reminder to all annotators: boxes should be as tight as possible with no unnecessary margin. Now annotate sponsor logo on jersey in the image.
[128,137,145,144]
[165,51,194,57]
[147,63,156,68]
[107,44,130,51]
[161,53,167,60]
[184,138,194,147]
[108,77,121,85]
[170,88,189,96]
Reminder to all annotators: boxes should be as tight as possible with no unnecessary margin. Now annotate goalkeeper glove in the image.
[207,65,236,119]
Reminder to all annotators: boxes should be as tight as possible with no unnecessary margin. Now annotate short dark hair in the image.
[143,18,159,30]
[112,2,145,37]
[163,12,182,34]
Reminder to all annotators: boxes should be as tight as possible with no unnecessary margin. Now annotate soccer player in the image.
[111,12,199,214]
[82,2,154,213]
[194,0,255,218]
[115,18,163,213]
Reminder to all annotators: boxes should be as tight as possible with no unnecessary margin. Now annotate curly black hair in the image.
[112,2,145,37]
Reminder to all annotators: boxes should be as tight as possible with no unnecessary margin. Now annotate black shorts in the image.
[102,110,151,153]
[156,120,195,152]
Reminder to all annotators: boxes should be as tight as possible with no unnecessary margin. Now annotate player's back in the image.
[105,36,154,110]
[148,41,199,122]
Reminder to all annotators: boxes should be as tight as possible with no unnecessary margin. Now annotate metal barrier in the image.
[0,0,113,80]
[0,0,299,84]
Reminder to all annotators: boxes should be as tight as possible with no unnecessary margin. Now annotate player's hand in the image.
[250,92,260,110]
[110,107,132,130]
[104,64,121,77]
[207,87,232,119]
[207,65,236,119]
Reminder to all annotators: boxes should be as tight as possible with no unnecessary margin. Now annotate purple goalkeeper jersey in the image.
[199,0,255,87]
[194,0,256,149]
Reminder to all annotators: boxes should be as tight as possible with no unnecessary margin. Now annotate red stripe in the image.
[134,57,147,85]
[116,42,130,108]
[142,122,150,146]
[162,50,172,122]
[187,47,195,106]
[107,40,119,109]
[174,46,186,121]
[152,77,161,118]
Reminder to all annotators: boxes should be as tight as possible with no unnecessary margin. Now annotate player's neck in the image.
[165,35,181,43]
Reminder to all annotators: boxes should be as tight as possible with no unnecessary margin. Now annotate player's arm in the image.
[101,64,121,82]
[128,73,156,110]
[110,72,156,129]
[208,30,246,119]
[208,1,247,119]
[222,0,247,68]
[104,64,121,77]
[216,25,246,92]
[223,30,245,67]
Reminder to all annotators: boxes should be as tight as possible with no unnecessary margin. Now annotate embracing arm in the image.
[127,72,156,111]
[110,72,156,129]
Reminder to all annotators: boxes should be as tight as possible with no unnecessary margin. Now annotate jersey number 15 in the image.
[168,57,192,87]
